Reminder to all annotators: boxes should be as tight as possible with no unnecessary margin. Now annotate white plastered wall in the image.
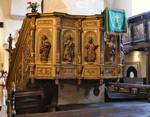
[132,0,150,16]
[112,0,132,17]
[44,0,104,15]
[0,5,4,70]
[0,0,23,71]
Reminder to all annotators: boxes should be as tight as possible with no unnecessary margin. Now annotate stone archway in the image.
[126,66,138,78]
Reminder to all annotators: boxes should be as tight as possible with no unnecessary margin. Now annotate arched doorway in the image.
[126,66,138,78]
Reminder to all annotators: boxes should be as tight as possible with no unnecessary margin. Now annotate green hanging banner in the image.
[104,8,127,33]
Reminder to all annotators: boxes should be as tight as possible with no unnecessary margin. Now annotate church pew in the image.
[109,82,150,96]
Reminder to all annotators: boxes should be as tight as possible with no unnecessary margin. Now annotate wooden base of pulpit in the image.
[57,80,105,105]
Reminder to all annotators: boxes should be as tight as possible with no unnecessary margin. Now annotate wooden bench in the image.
[15,89,44,98]
[109,82,150,96]
[15,89,45,114]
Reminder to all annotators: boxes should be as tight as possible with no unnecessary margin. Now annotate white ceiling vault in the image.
[11,0,42,17]
[44,0,104,15]
[9,0,150,18]
[11,0,104,16]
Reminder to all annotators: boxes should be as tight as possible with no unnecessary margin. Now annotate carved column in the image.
[98,18,102,64]
[55,18,62,80]
[56,18,62,64]
[116,35,122,76]
[77,19,82,64]
[76,19,83,78]
[28,14,37,82]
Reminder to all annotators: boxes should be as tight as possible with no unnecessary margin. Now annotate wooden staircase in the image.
[15,89,45,114]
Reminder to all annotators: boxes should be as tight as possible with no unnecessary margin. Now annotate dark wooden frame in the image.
[127,11,150,45]
[132,22,145,43]
[0,22,3,28]
[147,20,150,40]
[121,33,130,45]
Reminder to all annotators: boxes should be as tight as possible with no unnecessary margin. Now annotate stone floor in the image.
[1,101,150,117]
[17,101,150,117]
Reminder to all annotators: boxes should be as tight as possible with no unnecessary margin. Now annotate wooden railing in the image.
[7,13,38,90]
[7,87,44,116]
[7,87,16,117]
[15,89,44,114]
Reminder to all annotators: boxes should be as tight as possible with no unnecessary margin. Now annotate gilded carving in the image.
[63,32,75,63]
[7,13,123,87]
[36,28,53,63]
[56,67,61,75]
[84,37,98,62]
[30,19,36,29]
[104,67,116,76]
[60,67,76,78]
[77,65,83,76]
[83,21,97,27]
[105,34,116,64]
[16,63,22,84]
[83,67,100,77]
[83,31,98,63]
[37,20,53,26]
[77,53,82,64]
[100,67,104,76]
[63,68,74,74]
[62,19,76,27]
[117,65,122,75]
[39,35,51,62]
[35,67,52,77]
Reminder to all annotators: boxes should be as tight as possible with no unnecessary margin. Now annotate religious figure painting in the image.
[84,33,98,63]
[39,35,51,62]
[133,23,144,42]
[121,33,130,45]
[63,33,75,63]
[105,34,116,64]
